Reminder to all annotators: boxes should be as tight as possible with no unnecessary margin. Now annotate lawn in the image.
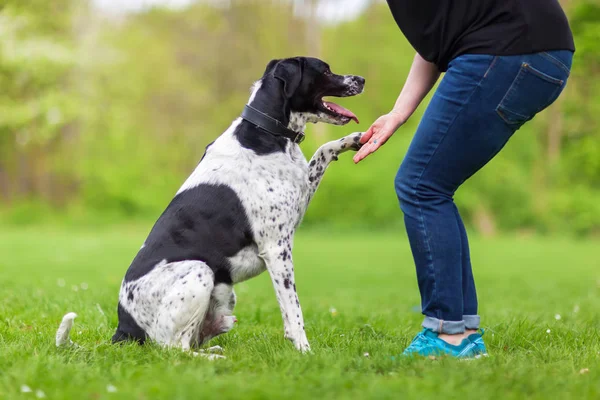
[0,225,599,399]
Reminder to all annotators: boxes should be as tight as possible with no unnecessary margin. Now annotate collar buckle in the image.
[293,132,305,144]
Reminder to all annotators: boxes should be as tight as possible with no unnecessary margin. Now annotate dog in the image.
[56,56,365,356]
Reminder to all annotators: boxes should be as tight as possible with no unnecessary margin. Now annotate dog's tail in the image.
[55,312,77,347]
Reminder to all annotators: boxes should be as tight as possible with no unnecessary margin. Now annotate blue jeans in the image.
[395,50,573,334]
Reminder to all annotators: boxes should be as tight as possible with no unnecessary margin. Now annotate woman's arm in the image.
[353,53,440,164]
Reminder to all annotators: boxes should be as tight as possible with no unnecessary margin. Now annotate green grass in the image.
[0,225,599,399]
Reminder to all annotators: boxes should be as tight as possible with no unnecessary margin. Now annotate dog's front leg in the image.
[261,245,310,353]
[306,132,363,203]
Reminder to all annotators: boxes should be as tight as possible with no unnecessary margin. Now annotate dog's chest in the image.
[245,148,309,230]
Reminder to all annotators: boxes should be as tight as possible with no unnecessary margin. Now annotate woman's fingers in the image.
[353,113,403,164]
[353,126,395,164]
[359,124,375,144]
[353,131,383,163]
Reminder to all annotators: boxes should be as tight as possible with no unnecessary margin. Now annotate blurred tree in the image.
[0,0,81,205]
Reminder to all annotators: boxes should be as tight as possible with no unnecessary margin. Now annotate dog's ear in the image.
[273,58,303,98]
[264,59,280,75]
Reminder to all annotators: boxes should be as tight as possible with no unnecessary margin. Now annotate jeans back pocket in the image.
[496,62,566,127]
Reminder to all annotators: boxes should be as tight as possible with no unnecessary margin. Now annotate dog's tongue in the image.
[323,101,359,124]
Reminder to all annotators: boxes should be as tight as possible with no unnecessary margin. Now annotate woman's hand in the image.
[352,53,440,164]
[352,111,404,164]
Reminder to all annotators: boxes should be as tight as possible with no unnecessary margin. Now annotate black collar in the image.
[241,105,305,144]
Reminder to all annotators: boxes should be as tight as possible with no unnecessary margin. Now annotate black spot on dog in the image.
[180,297,184,301]
[280,249,289,261]
[293,283,296,292]
[268,187,274,192]
[309,160,316,167]
[127,291,134,301]
[278,224,284,231]
[284,278,291,289]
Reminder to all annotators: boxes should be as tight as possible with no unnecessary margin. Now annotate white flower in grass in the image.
[107,384,117,393]
[580,368,590,375]
[329,307,338,317]
[21,385,32,393]
[80,282,88,290]
[546,329,551,334]
[57,279,66,287]
[71,285,79,292]
[36,389,46,398]
[555,314,561,320]
[363,352,370,358]
[573,305,580,313]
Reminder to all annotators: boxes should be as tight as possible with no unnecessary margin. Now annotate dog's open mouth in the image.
[319,99,359,124]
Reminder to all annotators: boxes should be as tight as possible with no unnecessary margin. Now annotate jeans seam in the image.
[540,51,571,75]
[523,63,564,85]
[410,57,494,321]
[483,56,498,78]
[495,62,527,124]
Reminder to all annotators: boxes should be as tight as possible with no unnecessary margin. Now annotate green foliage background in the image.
[0,0,599,236]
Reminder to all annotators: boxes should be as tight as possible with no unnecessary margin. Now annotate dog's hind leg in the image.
[305,132,363,202]
[197,283,237,346]
[147,261,215,351]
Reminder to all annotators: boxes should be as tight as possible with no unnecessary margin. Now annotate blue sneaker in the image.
[467,329,489,358]
[402,328,483,359]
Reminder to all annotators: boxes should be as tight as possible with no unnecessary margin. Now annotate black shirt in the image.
[386,0,575,72]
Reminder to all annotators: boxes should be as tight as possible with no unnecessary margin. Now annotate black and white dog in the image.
[56,57,365,356]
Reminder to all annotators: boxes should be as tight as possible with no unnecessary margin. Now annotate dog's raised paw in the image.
[350,133,364,150]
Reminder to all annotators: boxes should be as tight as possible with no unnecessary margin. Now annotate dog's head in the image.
[253,57,365,129]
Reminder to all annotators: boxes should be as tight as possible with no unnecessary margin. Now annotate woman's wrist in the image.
[389,108,409,128]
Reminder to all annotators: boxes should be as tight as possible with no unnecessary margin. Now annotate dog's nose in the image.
[354,76,366,86]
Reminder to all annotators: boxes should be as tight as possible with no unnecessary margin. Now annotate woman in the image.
[353,0,575,358]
